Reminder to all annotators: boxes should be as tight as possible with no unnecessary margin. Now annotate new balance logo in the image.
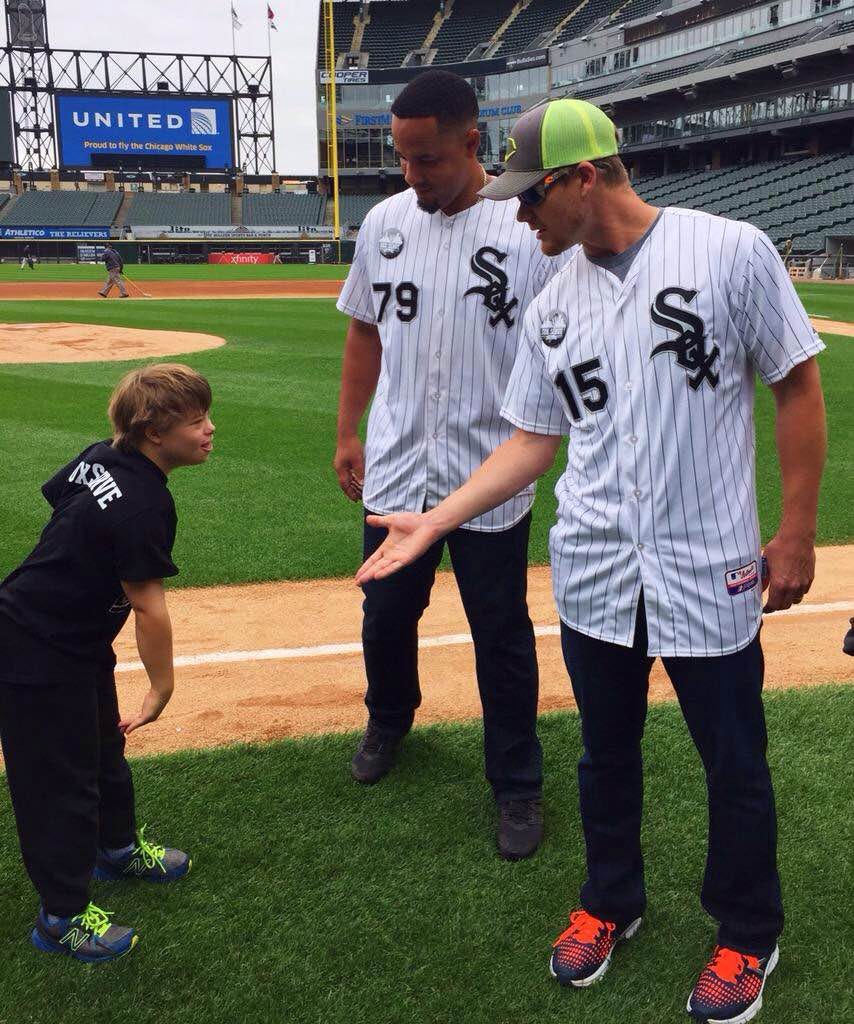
[59,928,89,952]
[464,247,519,328]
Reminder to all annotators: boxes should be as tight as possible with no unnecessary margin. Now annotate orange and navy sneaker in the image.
[687,944,779,1023]
[549,908,642,987]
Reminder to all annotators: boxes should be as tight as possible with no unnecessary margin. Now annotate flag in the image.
[231,4,242,30]
[267,4,277,30]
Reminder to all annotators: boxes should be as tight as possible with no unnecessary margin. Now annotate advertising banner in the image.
[131,224,334,240]
[320,69,369,85]
[0,226,111,239]
[56,94,234,170]
[77,243,109,261]
[208,252,275,264]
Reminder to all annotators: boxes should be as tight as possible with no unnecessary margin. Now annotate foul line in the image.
[114,600,852,674]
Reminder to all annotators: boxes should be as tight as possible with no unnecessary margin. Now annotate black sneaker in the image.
[350,722,405,784]
[843,617,854,656]
[31,903,137,962]
[497,798,543,860]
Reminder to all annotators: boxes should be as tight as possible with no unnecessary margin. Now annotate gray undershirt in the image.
[586,210,662,283]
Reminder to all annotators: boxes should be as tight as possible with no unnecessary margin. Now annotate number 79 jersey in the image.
[501,207,824,657]
[337,187,570,532]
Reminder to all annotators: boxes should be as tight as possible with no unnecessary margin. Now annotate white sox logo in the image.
[464,247,518,328]
[650,287,720,390]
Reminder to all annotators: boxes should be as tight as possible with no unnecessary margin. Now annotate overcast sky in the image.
[2,0,323,174]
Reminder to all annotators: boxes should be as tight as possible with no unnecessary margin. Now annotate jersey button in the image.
[633,489,642,498]
[636,543,645,551]
[628,434,638,444]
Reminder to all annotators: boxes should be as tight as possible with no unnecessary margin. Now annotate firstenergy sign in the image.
[56,94,234,168]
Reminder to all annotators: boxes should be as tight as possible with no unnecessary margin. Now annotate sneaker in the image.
[843,617,854,656]
[93,826,192,882]
[687,945,779,1023]
[31,902,137,963]
[549,909,642,987]
[497,799,543,860]
[350,721,405,784]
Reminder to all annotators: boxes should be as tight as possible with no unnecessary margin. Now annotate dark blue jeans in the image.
[560,596,783,956]
[361,511,542,804]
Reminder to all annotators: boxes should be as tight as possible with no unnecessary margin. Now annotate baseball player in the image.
[334,69,571,860]
[0,364,214,962]
[355,98,827,1024]
[99,244,129,298]
[19,243,35,270]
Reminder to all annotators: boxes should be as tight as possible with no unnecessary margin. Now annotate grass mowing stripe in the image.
[0,684,850,1024]
[0,263,346,282]
[0,286,851,589]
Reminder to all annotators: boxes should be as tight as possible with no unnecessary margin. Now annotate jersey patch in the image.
[725,561,759,596]
[464,246,519,327]
[540,310,568,347]
[379,228,404,259]
[650,286,720,390]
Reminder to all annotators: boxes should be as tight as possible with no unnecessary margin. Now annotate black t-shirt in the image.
[0,441,178,683]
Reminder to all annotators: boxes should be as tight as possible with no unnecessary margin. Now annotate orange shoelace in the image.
[553,910,614,947]
[708,947,759,984]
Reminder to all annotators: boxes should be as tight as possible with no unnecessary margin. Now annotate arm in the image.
[762,356,826,612]
[356,429,562,583]
[333,316,382,501]
[118,578,174,734]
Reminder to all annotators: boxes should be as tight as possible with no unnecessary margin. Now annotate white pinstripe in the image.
[337,188,573,532]
[501,208,825,657]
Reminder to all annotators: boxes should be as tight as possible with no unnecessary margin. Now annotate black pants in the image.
[560,596,783,956]
[0,669,136,917]
[361,511,542,803]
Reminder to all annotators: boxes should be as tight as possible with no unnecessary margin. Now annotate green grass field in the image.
[0,685,850,1024]
[0,262,347,282]
[0,282,851,586]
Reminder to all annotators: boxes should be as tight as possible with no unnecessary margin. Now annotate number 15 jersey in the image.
[337,187,571,532]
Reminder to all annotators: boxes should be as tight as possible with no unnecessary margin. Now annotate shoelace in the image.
[71,902,113,938]
[554,910,614,947]
[503,800,538,825]
[707,946,757,984]
[133,825,167,871]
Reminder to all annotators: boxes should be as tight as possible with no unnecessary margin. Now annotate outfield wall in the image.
[0,239,356,265]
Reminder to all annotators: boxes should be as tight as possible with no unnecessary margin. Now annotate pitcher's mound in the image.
[0,322,225,363]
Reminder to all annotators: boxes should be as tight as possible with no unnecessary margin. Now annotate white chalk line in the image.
[114,600,852,674]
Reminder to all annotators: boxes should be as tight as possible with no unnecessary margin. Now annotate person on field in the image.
[0,363,215,963]
[20,243,35,270]
[99,244,129,298]
[334,69,573,860]
[355,98,826,1024]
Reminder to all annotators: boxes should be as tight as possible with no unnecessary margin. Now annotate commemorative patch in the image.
[379,228,404,259]
[725,561,759,596]
[540,310,568,347]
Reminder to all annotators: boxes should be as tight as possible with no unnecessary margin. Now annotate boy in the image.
[0,363,215,962]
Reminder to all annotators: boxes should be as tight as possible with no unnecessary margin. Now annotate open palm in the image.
[355,512,441,584]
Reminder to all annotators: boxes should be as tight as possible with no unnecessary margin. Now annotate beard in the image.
[416,197,440,214]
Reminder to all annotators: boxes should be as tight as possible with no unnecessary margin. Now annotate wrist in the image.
[776,517,817,542]
[424,505,457,540]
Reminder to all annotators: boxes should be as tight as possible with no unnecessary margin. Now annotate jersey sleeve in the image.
[113,503,179,582]
[734,229,825,384]
[336,211,377,325]
[500,306,570,436]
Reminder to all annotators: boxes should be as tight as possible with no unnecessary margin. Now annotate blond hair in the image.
[108,363,211,452]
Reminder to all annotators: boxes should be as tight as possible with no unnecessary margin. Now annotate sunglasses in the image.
[517,167,576,207]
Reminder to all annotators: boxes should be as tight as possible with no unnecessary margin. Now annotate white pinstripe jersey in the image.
[501,207,825,656]
[337,187,571,532]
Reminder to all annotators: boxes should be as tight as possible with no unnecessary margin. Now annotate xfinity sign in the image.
[56,94,234,169]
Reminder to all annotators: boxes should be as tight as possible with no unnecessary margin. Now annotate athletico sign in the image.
[0,225,110,239]
[56,94,234,170]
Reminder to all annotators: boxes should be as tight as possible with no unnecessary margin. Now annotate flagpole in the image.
[231,2,237,55]
[266,5,271,58]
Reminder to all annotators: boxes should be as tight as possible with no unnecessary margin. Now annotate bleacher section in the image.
[722,32,811,65]
[243,193,326,225]
[317,2,357,68]
[339,193,385,225]
[123,192,231,226]
[432,0,517,65]
[604,0,665,28]
[552,0,626,47]
[500,0,567,55]
[634,152,854,251]
[0,190,122,226]
[360,1,436,68]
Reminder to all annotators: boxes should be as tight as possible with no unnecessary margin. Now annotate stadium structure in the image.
[317,0,854,274]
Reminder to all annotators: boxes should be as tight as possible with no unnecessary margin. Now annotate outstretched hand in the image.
[355,512,442,584]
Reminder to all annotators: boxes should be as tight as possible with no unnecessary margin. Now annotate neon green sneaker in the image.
[31,902,138,962]
[93,825,192,883]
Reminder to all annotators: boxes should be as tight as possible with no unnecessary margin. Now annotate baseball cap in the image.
[480,98,619,202]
